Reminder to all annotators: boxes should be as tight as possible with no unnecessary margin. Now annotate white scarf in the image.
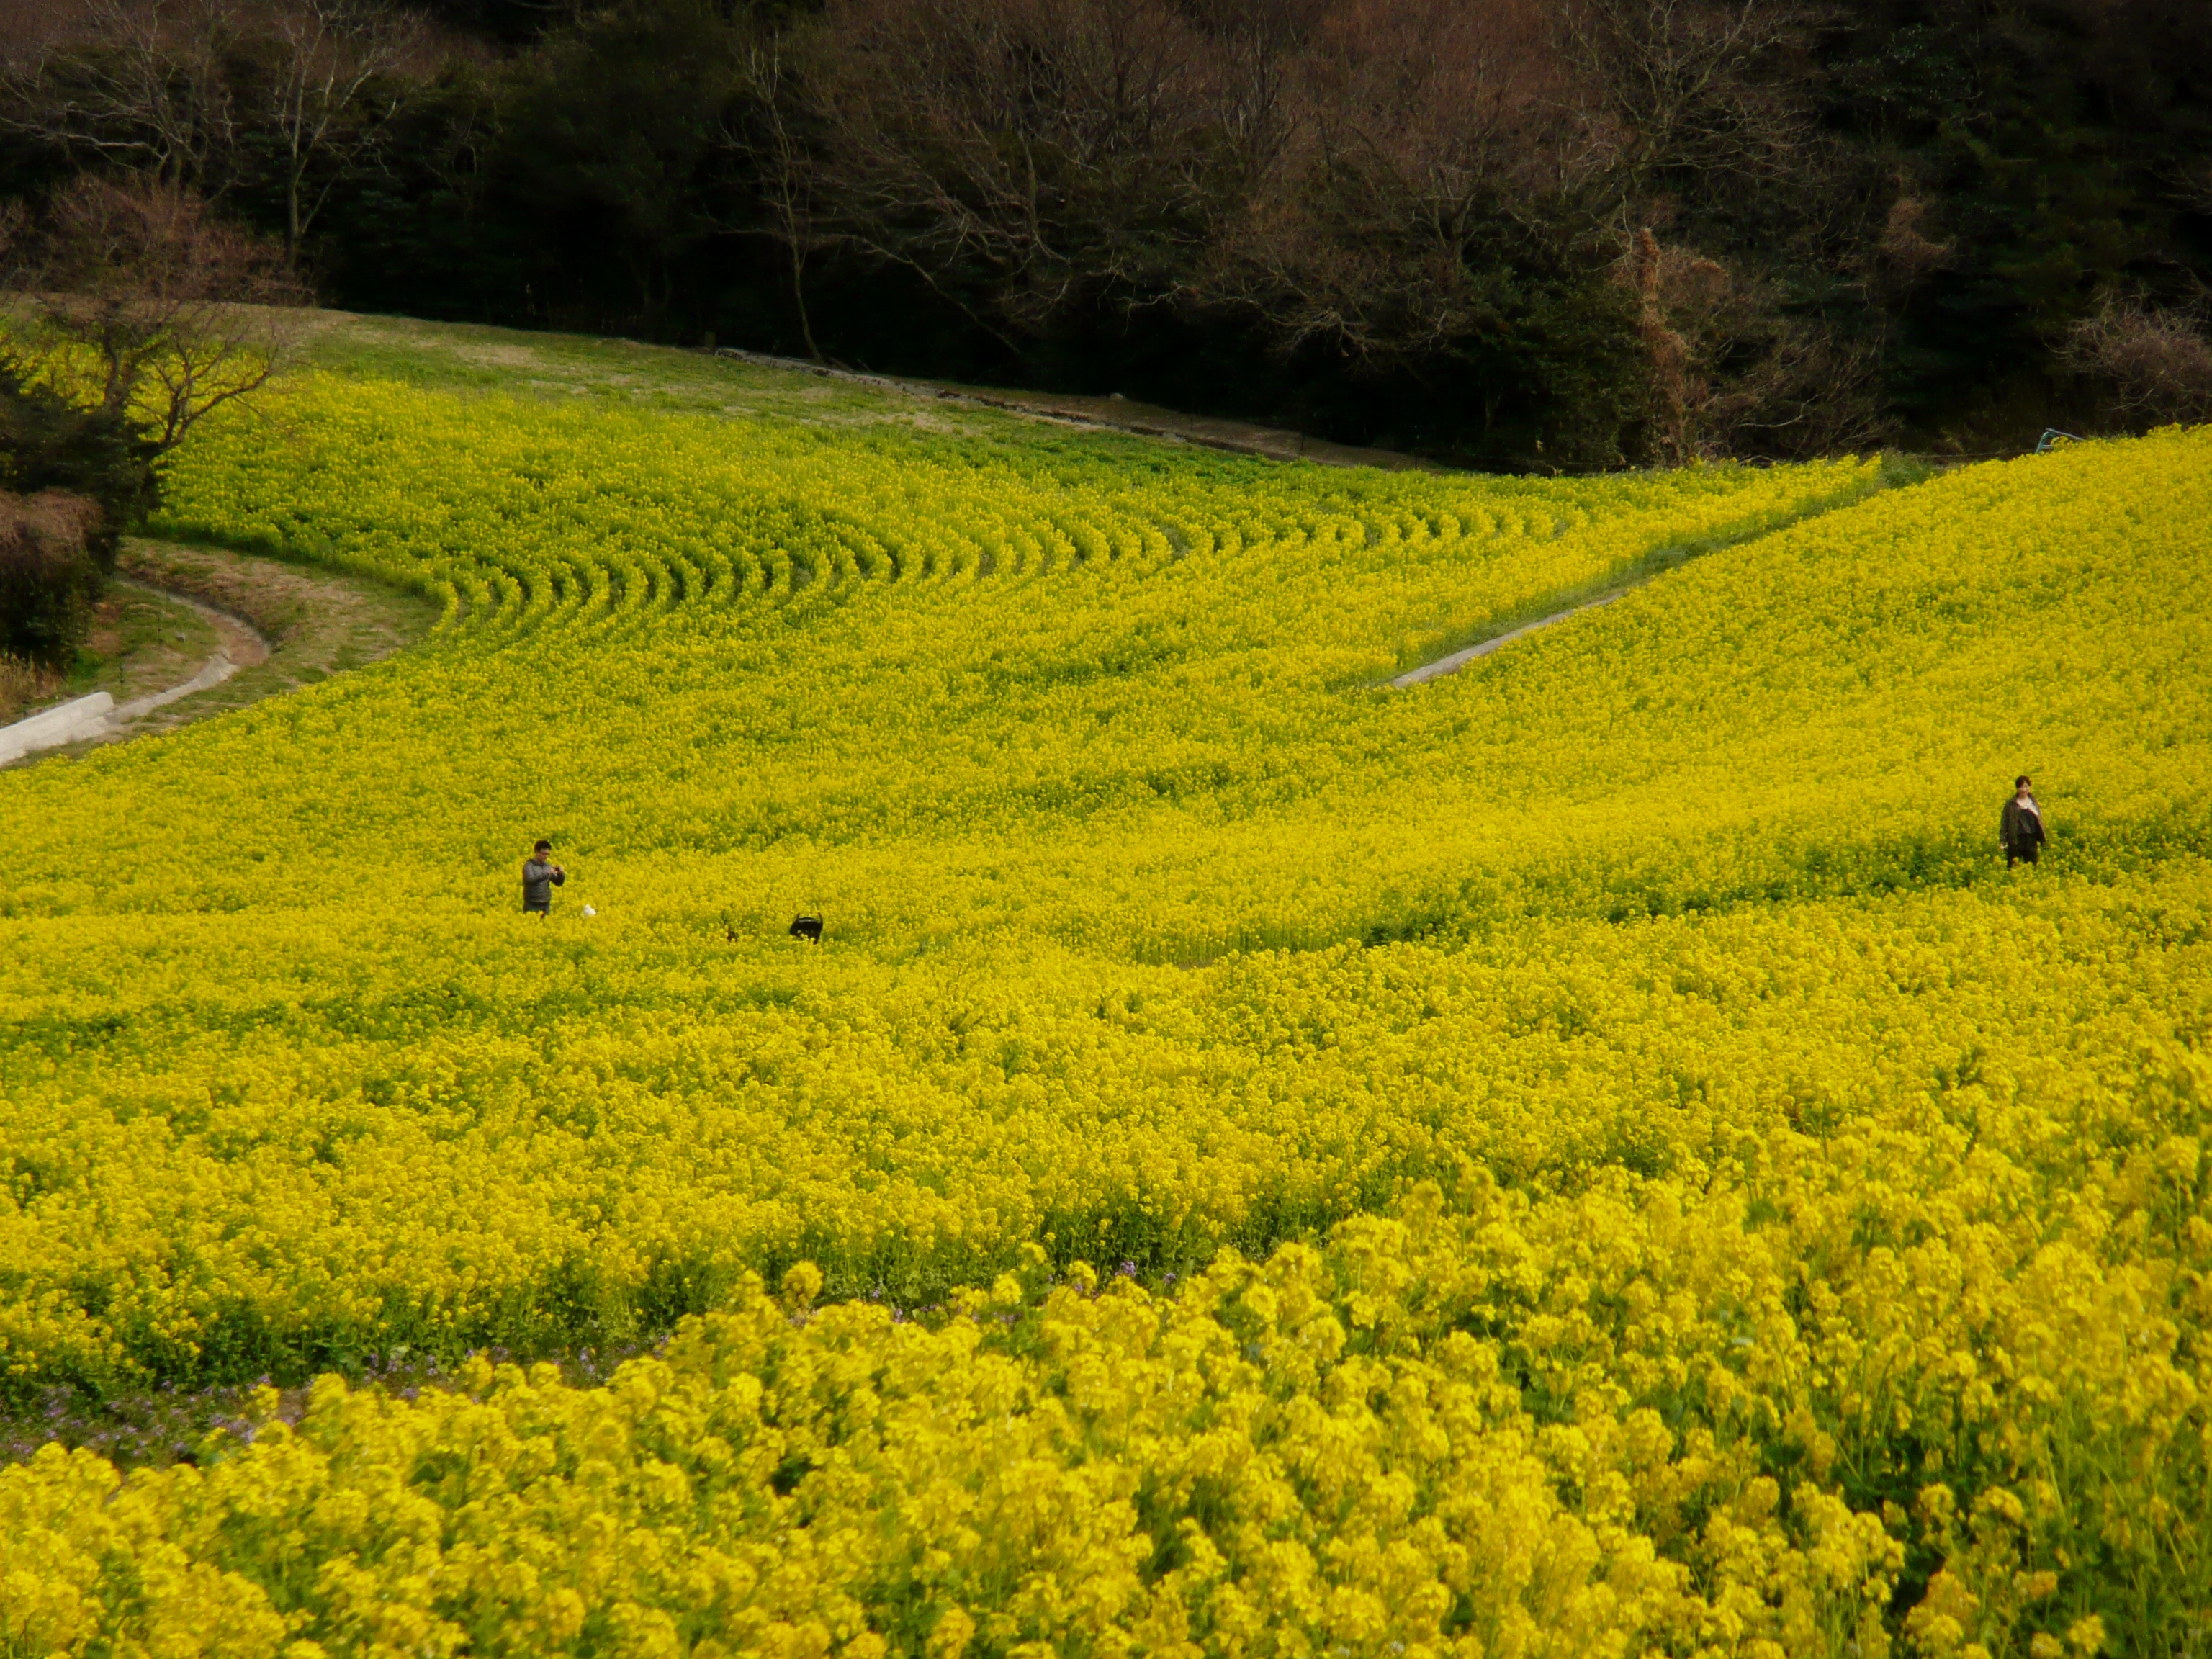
[2015,791,2040,819]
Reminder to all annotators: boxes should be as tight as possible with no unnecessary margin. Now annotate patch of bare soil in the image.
[449,342,545,369]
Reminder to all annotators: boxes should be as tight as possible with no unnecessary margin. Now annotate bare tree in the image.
[0,0,243,194]
[1559,0,1820,218]
[4,174,305,453]
[1205,0,1585,369]
[0,0,88,73]
[255,0,425,266]
[2062,293,2212,428]
[729,30,827,362]
[811,0,1237,344]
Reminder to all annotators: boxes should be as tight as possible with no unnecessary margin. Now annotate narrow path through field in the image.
[0,541,438,769]
[1388,463,1920,688]
[1390,585,1640,688]
[109,583,271,713]
[0,584,271,765]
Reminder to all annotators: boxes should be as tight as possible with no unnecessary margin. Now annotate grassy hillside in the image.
[2,325,2208,1657]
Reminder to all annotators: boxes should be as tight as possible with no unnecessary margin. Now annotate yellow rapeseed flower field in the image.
[0,334,2206,1657]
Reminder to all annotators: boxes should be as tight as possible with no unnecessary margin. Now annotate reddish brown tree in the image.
[0,487,104,667]
[806,0,1244,344]
[1207,0,1585,367]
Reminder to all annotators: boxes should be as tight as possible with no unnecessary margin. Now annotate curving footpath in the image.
[0,583,269,767]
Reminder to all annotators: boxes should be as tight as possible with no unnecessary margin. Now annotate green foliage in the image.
[0,508,100,668]
[1812,0,2212,441]
[0,361,159,572]
[0,363,158,665]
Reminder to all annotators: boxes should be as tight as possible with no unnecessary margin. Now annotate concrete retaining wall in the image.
[0,691,115,765]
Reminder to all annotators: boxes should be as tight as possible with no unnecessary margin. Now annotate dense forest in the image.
[3,0,2211,469]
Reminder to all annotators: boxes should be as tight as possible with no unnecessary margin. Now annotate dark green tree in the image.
[0,366,161,572]
[0,363,161,667]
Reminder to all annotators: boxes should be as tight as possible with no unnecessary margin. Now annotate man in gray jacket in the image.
[523,840,566,914]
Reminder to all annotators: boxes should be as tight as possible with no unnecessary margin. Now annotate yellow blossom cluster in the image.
[8,1138,2206,1658]
[1,868,2207,1406]
[0,338,2207,1654]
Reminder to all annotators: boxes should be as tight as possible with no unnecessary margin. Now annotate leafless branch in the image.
[727,32,830,361]
[0,0,243,194]
[2061,293,2212,428]
[809,0,1238,337]
[256,0,426,264]
[4,174,306,453]
[1557,0,1822,220]
[1201,0,1587,368]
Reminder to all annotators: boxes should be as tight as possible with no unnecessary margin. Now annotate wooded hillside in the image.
[4,0,2208,467]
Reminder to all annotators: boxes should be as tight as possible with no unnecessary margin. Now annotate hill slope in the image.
[1,328,2207,1657]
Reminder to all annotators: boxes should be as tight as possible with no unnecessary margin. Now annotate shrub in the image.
[0,648,59,721]
[0,354,158,667]
[2061,295,2212,430]
[0,363,158,570]
[0,490,104,667]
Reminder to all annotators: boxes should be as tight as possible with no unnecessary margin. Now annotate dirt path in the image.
[108,581,271,713]
[1387,464,1920,688]
[0,582,272,765]
[0,541,437,768]
[1390,587,1639,688]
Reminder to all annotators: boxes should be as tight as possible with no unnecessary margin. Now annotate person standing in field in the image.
[523,839,566,914]
[2000,776,2046,867]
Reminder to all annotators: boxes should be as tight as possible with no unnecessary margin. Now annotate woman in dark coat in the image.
[2000,775,2046,866]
